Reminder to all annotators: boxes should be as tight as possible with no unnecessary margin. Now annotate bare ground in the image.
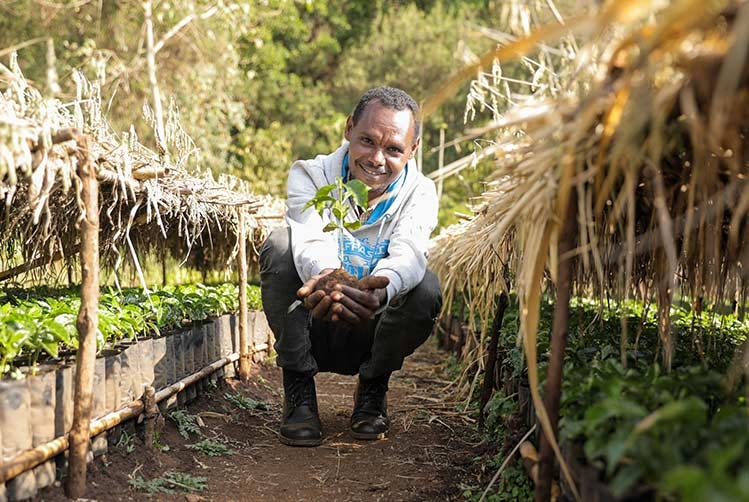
[40,340,493,501]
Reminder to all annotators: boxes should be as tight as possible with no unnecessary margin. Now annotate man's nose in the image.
[370,148,385,165]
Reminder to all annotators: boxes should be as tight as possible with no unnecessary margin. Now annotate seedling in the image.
[168,409,201,439]
[186,438,235,456]
[116,429,135,454]
[129,471,207,495]
[304,176,369,254]
[303,176,369,292]
[224,392,269,411]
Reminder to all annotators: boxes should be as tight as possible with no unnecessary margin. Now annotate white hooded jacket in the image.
[286,141,438,304]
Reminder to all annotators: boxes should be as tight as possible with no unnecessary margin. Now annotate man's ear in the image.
[409,136,421,158]
[344,115,354,141]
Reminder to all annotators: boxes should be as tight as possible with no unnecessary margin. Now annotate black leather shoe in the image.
[279,370,322,446]
[351,374,390,440]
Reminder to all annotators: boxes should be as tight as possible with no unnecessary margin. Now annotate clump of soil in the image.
[315,268,359,295]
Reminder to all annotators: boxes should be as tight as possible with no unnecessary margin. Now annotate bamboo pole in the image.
[536,195,577,502]
[0,352,240,484]
[479,292,509,430]
[237,210,251,381]
[65,136,99,499]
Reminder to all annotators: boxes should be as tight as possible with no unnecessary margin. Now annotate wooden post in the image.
[143,386,158,450]
[479,292,509,430]
[237,210,251,381]
[65,136,99,499]
[536,195,577,502]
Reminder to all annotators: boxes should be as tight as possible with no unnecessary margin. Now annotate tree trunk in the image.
[65,137,99,499]
[479,292,509,430]
[144,0,167,158]
[536,195,576,502]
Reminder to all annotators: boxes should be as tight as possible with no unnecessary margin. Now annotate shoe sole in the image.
[351,430,387,440]
[279,435,323,447]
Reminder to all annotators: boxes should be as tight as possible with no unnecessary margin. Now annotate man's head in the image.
[345,87,421,201]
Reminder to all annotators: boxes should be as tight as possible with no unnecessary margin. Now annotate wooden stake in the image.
[237,210,251,381]
[479,292,509,430]
[143,386,157,451]
[65,136,99,499]
[536,194,577,502]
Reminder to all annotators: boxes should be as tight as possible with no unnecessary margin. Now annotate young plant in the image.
[304,176,369,265]
[224,392,269,411]
[186,438,235,457]
[129,471,207,495]
[303,176,369,292]
[168,409,201,439]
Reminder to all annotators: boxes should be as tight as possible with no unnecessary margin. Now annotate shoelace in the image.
[357,381,387,408]
[287,377,317,410]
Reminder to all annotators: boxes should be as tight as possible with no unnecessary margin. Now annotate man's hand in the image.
[329,275,389,325]
[297,268,336,320]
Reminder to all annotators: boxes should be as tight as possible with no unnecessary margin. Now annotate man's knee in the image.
[260,227,292,276]
[396,270,442,318]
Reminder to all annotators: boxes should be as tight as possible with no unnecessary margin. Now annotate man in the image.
[260,86,442,447]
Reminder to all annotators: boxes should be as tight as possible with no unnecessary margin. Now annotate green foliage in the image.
[0,282,260,376]
[130,471,207,495]
[460,461,533,502]
[224,392,269,411]
[168,409,202,439]
[458,293,749,499]
[186,438,235,457]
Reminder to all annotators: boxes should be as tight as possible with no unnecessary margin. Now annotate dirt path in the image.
[41,341,486,501]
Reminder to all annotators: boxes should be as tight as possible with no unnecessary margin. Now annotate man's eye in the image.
[388,147,403,154]
[361,137,373,144]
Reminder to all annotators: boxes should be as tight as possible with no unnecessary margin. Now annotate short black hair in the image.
[351,86,421,139]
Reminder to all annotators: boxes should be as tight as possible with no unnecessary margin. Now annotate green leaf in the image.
[344,179,369,208]
[343,220,362,231]
[322,222,337,232]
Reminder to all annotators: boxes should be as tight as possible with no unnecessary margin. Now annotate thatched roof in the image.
[430,0,749,367]
[0,55,284,283]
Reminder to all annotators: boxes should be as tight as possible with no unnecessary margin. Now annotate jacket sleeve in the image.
[285,160,341,282]
[370,178,438,302]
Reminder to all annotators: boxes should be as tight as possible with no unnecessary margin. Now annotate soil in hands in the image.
[315,268,359,295]
[40,341,491,501]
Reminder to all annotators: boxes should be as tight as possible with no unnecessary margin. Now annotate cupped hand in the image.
[297,268,336,319]
[329,275,389,325]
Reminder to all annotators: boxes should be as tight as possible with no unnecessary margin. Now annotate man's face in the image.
[344,101,420,201]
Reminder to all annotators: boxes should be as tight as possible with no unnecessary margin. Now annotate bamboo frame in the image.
[0,351,242,484]
[65,137,100,499]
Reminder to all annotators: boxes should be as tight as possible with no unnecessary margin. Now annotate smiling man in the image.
[260,86,442,447]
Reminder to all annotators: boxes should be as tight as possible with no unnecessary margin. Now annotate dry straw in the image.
[0,55,284,285]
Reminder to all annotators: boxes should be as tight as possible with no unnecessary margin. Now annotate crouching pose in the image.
[260,86,442,446]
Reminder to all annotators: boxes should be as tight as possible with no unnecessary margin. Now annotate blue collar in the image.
[342,152,407,224]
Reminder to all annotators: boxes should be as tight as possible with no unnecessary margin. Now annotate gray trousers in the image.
[260,227,442,379]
